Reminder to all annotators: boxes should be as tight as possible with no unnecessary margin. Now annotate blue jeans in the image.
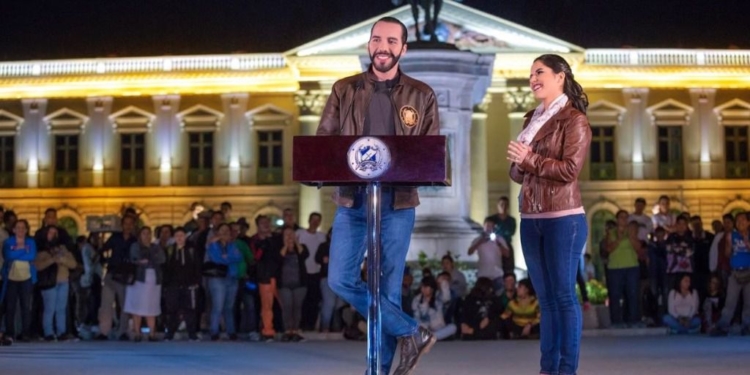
[208,277,239,336]
[607,267,640,325]
[41,282,70,337]
[521,214,587,375]
[662,314,701,333]
[328,191,419,374]
[320,277,344,331]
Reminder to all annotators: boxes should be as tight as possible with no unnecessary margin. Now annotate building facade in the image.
[2,1,750,268]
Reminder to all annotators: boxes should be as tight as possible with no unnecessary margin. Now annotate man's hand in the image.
[480,317,489,329]
[522,324,532,337]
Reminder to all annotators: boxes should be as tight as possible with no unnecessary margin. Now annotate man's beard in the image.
[369,49,402,73]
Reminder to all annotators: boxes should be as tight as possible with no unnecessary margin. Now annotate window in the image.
[121,133,145,186]
[257,130,283,185]
[590,127,616,180]
[657,126,683,179]
[188,132,213,186]
[725,126,749,179]
[54,135,79,187]
[0,136,14,187]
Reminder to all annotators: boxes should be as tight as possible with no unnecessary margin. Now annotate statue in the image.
[392,0,444,43]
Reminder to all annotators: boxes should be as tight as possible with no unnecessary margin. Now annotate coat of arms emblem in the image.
[347,137,392,179]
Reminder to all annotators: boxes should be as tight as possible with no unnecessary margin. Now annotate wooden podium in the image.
[293,135,449,375]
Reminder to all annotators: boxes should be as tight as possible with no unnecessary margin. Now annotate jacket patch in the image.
[400,105,419,128]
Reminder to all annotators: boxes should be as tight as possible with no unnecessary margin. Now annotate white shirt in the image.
[629,213,653,241]
[296,229,327,274]
[668,289,699,318]
[652,212,676,232]
[473,236,505,280]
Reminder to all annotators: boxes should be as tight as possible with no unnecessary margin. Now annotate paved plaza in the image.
[0,335,748,375]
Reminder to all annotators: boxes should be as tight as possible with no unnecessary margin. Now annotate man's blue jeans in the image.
[328,191,419,374]
[521,214,588,375]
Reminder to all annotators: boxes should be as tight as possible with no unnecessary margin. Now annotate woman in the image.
[663,274,701,334]
[412,276,456,341]
[501,278,540,339]
[35,227,78,341]
[124,226,166,342]
[441,254,467,298]
[606,211,643,328]
[278,226,309,342]
[507,54,591,375]
[79,233,103,329]
[1,220,36,342]
[163,227,202,341]
[206,223,244,341]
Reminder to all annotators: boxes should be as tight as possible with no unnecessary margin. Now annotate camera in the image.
[489,233,497,241]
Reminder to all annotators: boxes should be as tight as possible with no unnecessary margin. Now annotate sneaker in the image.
[44,335,56,342]
[59,333,80,342]
[188,334,200,342]
[292,333,306,343]
[119,333,130,341]
[261,335,274,342]
[392,327,436,375]
[281,333,293,342]
[229,334,238,341]
[248,332,261,342]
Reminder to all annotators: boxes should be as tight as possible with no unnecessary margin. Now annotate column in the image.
[470,94,491,223]
[689,88,716,179]
[221,93,249,186]
[153,95,180,186]
[295,90,328,223]
[86,97,113,187]
[503,87,536,272]
[623,89,648,180]
[21,99,48,188]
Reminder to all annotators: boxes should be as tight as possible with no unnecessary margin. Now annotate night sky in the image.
[0,0,747,61]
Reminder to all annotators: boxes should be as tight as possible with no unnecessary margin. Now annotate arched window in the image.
[59,216,79,238]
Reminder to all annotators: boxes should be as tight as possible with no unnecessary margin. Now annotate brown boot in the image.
[392,327,436,375]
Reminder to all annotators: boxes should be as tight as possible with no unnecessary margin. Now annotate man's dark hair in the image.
[689,215,702,222]
[498,196,509,203]
[45,208,57,216]
[723,213,736,222]
[3,210,16,222]
[635,197,646,205]
[371,16,408,44]
[676,215,688,224]
[221,201,232,209]
[503,272,517,281]
[174,227,187,235]
[255,214,269,226]
[309,212,322,222]
[658,195,670,202]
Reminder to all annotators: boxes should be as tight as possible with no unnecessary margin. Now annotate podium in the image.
[293,135,449,375]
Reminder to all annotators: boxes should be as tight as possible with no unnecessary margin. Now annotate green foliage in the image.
[576,279,608,305]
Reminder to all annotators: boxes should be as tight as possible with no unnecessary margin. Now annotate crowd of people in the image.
[596,195,750,336]
[0,193,747,346]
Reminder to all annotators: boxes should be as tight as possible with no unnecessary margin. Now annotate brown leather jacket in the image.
[509,104,591,214]
[316,68,440,209]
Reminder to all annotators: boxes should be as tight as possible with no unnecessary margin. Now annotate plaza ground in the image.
[0,334,748,375]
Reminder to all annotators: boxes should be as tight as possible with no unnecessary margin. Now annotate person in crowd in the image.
[78,233,103,331]
[316,227,343,333]
[96,214,137,341]
[702,275,725,334]
[501,278,540,339]
[606,211,644,328]
[599,219,616,275]
[35,226,78,341]
[401,268,415,318]
[229,221,257,340]
[220,202,233,223]
[163,227,202,341]
[412,276,456,341]
[436,271,458,325]
[441,254,467,298]
[663,274,701,334]
[648,226,669,324]
[297,212,327,333]
[278,226,309,342]
[498,273,517,339]
[629,198,653,243]
[690,215,714,302]
[206,223,244,341]
[34,208,74,254]
[468,219,509,292]
[665,216,695,292]
[460,277,502,340]
[485,196,517,275]
[1,220,37,342]
[184,202,205,233]
[157,225,174,253]
[583,253,595,281]
[124,226,165,342]
[710,214,734,288]
[251,215,283,342]
[711,212,750,336]
[653,195,677,234]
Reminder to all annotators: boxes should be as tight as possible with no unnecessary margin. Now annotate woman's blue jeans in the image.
[41,282,69,337]
[208,277,239,336]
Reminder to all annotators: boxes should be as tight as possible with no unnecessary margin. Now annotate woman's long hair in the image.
[534,54,588,114]
[419,275,438,310]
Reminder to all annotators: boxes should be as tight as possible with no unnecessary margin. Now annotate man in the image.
[274,208,300,234]
[690,215,714,301]
[163,228,202,341]
[317,16,439,375]
[485,197,516,275]
[296,212,327,332]
[220,202,233,223]
[652,195,677,235]
[468,219,510,293]
[629,198,653,242]
[96,214,137,341]
[665,216,695,293]
[250,215,283,342]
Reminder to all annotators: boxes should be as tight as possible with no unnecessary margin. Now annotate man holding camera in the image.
[469,219,511,292]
